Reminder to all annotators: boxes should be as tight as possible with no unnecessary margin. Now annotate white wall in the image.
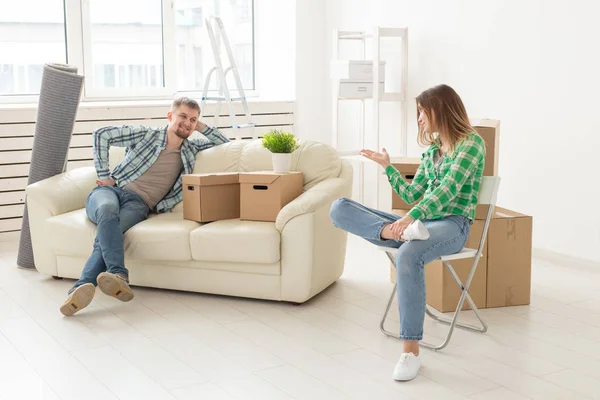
[294,0,328,143]
[319,0,600,262]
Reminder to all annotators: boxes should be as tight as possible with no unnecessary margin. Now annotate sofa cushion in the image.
[190,219,280,264]
[192,140,246,174]
[48,208,96,257]
[47,208,200,261]
[124,211,200,261]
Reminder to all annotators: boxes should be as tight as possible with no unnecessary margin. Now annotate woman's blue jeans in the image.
[329,197,470,341]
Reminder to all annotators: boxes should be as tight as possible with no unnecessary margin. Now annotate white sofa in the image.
[25,139,353,303]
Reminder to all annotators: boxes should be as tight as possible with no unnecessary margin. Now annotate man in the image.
[60,97,229,316]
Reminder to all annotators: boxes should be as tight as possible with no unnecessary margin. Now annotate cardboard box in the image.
[390,158,421,210]
[239,171,303,222]
[388,207,533,311]
[486,207,532,308]
[472,118,500,177]
[182,173,240,222]
[388,209,487,312]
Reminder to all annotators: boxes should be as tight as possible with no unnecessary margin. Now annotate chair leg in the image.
[420,260,488,351]
[379,282,399,338]
[380,251,487,351]
[423,295,488,333]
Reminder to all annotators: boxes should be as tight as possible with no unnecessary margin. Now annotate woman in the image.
[329,84,486,381]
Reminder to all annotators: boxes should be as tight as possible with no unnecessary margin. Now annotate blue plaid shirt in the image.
[93,124,230,213]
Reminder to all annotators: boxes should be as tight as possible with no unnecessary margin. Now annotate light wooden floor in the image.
[0,235,599,400]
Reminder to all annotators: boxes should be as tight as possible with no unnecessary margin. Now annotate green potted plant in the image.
[261,129,299,173]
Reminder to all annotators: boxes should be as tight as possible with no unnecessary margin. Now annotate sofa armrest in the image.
[25,166,97,216]
[275,177,349,232]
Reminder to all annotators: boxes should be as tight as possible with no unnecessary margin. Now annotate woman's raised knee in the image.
[329,197,350,225]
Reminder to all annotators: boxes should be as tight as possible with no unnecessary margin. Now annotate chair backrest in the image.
[476,176,501,205]
[475,176,501,255]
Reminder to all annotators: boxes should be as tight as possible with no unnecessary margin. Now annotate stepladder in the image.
[199,15,256,141]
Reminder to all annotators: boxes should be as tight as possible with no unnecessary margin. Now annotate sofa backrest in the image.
[109,138,343,189]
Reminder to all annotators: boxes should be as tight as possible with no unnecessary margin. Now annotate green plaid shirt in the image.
[385,132,486,221]
[93,124,229,213]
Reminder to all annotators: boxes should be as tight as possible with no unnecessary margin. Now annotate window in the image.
[1,0,255,101]
[0,65,14,94]
[84,0,166,96]
[27,65,44,93]
[235,44,253,89]
[191,8,204,26]
[174,0,255,93]
[193,47,204,90]
[0,0,67,96]
[233,0,252,23]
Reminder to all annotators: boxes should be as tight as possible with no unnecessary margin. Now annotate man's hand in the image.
[195,120,206,133]
[360,148,391,168]
[96,177,115,187]
[390,215,415,240]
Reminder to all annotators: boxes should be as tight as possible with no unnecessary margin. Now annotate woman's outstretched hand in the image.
[360,148,391,168]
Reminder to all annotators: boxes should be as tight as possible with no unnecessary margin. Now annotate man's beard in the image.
[175,130,191,139]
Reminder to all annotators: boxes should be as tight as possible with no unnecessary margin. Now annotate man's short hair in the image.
[172,97,200,113]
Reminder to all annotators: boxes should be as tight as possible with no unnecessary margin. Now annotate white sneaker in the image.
[401,220,430,242]
[392,352,421,381]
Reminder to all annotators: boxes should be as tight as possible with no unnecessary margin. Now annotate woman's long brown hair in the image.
[416,84,475,151]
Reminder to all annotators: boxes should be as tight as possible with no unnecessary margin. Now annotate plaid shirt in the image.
[385,132,486,221]
[93,124,230,213]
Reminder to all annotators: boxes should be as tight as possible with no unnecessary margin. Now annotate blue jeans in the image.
[329,197,470,341]
[71,186,149,291]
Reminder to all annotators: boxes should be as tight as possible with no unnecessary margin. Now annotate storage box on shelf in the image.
[331,27,408,208]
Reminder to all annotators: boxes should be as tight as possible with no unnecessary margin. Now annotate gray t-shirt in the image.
[124,148,183,210]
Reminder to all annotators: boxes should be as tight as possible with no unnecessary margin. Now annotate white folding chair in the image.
[378,176,501,351]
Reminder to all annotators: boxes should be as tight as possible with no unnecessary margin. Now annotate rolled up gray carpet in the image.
[17,63,84,270]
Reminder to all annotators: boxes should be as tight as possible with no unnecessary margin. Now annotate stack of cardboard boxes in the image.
[182,171,303,223]
[389,119,533,312]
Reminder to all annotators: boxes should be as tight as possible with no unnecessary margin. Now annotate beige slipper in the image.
[97,272,134,302]
[60,283,95,316]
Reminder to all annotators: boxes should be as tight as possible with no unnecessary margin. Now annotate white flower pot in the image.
[272,153,291,173]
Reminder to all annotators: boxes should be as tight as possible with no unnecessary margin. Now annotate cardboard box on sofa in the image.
[388,209,487,312]
[182,173,240,222]
[388,206,532,311]
[239,171,303,222]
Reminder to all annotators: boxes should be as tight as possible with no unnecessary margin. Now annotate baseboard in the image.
[533,247,600,271]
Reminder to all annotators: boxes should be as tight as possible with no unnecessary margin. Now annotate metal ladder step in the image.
[199,16,256,139]
[202,96,245,102]
[231,123,256,129]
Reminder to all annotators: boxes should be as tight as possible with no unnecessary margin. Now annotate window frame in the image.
[0,0,257,104]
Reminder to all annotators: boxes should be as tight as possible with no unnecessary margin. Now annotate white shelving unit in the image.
[331,26,408,210]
